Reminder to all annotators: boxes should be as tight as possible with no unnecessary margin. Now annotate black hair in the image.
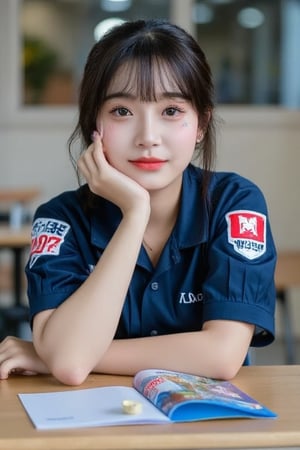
[68,19,216,199]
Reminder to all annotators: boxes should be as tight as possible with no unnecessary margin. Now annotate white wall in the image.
[1,0,300,337]
[215,107,300,251]
[0,122,76,210]
[214,107,300,338]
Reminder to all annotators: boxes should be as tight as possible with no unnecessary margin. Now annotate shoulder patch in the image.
[225,210,266,260]
[29,218,70,268]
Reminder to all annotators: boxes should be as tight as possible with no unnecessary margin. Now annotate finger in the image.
[10,368,38,376]
[78,129,108,190]
[0,359,12,379]
[77,143,98,176]
[77,152,92,179]
[91,132,109,168]
[0,337,14,358]
[84,131,105,168]
[93,124,103,140]
[92,130,104,154]
[0,355,38,379]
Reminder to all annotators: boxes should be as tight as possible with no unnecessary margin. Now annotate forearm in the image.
[94,321,254,380]
[33,210,149,385]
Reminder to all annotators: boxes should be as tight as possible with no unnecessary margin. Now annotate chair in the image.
[0,188,39,339]
[275,251,300,364]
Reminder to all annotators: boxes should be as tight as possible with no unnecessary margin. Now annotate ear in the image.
[196,130,203,144]
[197,109,212,142]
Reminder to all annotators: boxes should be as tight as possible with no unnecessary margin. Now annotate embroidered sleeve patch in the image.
[29,218,71,268]
[225,210,266,260]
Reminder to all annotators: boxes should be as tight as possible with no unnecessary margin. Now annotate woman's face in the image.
[96,64,202,193]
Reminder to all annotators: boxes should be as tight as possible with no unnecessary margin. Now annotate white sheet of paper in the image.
[18,386,170,429]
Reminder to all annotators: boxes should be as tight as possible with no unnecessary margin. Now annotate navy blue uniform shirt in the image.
[26,165,276,347]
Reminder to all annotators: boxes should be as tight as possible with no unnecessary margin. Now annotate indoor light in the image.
[237,7,265,29]
[94,17,125,41]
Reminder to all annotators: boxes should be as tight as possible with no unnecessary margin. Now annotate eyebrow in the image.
[103,91,190,102]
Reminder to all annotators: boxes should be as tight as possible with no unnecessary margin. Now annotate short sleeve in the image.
[25,195,94,322]
[202,173,277,346]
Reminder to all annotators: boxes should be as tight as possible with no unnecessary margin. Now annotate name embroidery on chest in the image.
[179,292,204,304]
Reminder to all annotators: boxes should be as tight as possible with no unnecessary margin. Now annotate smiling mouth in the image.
[129,158,167,171]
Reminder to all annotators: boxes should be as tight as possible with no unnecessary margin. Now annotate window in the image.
[20,0,300,108]
[194,0,300,107]
[20,0,170,105]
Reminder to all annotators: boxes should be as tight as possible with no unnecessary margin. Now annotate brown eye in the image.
[111,107,131,116]
[164,106,184,116]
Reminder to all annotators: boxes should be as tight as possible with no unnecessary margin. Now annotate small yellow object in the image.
[122,400,143,415]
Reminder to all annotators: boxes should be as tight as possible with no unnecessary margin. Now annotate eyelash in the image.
[110,105,185,117]
[163,106,185,116]
[110,107,131,117]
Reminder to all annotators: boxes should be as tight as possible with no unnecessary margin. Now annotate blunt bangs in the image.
[105,56,193,103]
[98,27,210,108]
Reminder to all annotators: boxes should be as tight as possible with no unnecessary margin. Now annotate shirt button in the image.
[150,330,158,336]
[151,282,159,291]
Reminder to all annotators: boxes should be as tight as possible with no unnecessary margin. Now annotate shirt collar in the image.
[173,165,209,248]
[90,197,122,249]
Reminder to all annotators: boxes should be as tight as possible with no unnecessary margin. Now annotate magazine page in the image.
[18,385,170,429]
[133,369,277,422]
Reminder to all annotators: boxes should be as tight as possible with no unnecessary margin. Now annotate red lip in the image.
[129,158,167,171]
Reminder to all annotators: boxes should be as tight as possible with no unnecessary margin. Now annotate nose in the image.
[134,113,161,148]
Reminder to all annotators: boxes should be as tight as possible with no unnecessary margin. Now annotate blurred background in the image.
[0,0,299,364]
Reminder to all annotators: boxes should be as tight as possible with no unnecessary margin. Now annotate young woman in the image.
[0,19,276,385]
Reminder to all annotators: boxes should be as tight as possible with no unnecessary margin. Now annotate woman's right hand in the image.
[0,336,49,379]
[77,130,150,216]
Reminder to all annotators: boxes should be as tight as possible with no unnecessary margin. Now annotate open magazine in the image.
[18,369,277,429]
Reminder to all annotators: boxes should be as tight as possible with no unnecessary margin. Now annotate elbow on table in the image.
[50,362,90,386]
[53,367,89,386]
[210,363,241,381]
[200,353,244,381]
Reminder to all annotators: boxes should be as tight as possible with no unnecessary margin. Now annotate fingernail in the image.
[91,130,98,141]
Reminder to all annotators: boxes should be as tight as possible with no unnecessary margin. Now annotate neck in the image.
[142,178,182,265]
[147,179,181,228]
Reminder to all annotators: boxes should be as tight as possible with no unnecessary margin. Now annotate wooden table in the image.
[0,188,40,204]
[0,188,39,229]
[275,251,300,364]
[0,365,299,450]
[0,225,32,248]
